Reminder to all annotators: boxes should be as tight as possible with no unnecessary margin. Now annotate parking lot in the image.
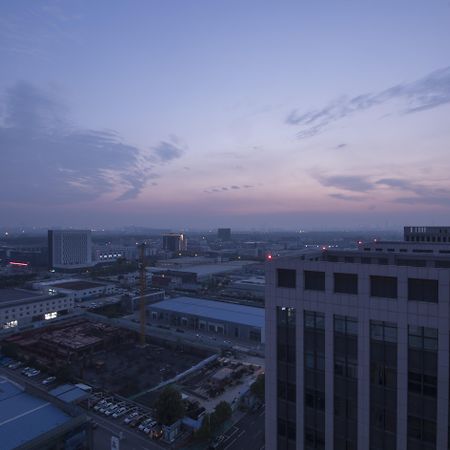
[0,355,61,389]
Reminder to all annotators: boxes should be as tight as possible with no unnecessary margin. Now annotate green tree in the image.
[212,401,232,425]
[196,413,212,439]
[250,374,265,401]
[154,386,185,426]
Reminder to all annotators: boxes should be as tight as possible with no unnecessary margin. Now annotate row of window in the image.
[277,269,439,302]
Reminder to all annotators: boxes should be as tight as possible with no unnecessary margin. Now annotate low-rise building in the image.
[0,288,73,331]
[34,279,117,301]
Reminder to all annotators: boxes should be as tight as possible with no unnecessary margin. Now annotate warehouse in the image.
[148,296,265,343]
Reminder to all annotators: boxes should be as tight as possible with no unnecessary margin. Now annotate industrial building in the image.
[0,288,73,331]
[0,376,92,449]
[265,229,450,450]
[148,296,265,343]
[48,229,93,270]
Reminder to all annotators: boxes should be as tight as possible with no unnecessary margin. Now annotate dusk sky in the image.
[1,1,450,230]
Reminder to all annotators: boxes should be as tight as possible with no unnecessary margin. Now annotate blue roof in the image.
[50,384,88,403]
[0,377,72,450]
[150,296,265,328]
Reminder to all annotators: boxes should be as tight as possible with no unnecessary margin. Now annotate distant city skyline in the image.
[1,1,450,228]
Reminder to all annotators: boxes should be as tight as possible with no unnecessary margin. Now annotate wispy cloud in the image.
[315,174,374,192]
[204,184,254,194]
[286,66,450,138]
[0,81,184,204]
[318,174,450,207]
[329,193,366,202]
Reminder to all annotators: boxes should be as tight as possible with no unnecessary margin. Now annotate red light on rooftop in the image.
[267,254,273,260]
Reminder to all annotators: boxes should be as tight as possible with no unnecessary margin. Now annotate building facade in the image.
[0,289,73,331]
[162,233,187,252]
[48,229,92,270]
[266,239,450,450]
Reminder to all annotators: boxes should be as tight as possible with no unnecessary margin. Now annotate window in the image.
[277,269,296,288]
[370,276,397,299]
[304,271,325,291]
[408,278,438,303]
[334,273,358,294]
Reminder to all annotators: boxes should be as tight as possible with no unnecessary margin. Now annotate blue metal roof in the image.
[49,384,88,403]
[150,296,265,328]
[0,377,72,450]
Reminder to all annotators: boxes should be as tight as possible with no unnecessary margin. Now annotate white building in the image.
[266,234,450,450]
[34,279,117,301]
[0,288,74,331]
[48,230,93,270]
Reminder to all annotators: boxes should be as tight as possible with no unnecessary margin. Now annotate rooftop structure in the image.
[50,280,107,290]
[0,288,46,304]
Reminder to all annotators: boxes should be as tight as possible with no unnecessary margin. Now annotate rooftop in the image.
[0,376,72,450]
[150,296,264,328]
[51,280,108,290]
[0,288,49,305]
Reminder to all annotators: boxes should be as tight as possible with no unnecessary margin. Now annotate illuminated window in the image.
[3,320,18,329]
[44,311,58,320]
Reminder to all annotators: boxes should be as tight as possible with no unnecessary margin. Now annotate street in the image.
[220,408,265,450]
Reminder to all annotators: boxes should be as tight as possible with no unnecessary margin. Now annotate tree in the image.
[212,401,232,426]
[196,413,212,439]
[250,374,265,401]
[154,386,185,426]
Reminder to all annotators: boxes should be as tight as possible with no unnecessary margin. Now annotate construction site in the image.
[2,317,212,398]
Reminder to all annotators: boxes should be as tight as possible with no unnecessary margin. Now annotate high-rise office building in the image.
[48,229,92,269]
[162,233,187,252]
[218,228,232,241]
[266,231,450,450]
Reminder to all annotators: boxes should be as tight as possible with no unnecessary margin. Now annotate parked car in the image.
[138,418,152,431]
[27,369,40,377]
[124,411,139,424]
[8,361,23,369]
[129,414,146,428]
[143,420,157,434]
[94,399,109,411]
[42,376,56,385]
[99,402,113,414]
[112,406,129,419]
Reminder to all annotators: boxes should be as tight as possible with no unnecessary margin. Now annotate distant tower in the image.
[48,229,92,269]
[217,228,231,241]
[162,233,187,252]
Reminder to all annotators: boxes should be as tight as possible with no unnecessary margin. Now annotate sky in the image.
[1,0,450,230]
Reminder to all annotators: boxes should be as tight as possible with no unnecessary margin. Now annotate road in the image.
[89,410,164,450]
[221,408,265,450]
